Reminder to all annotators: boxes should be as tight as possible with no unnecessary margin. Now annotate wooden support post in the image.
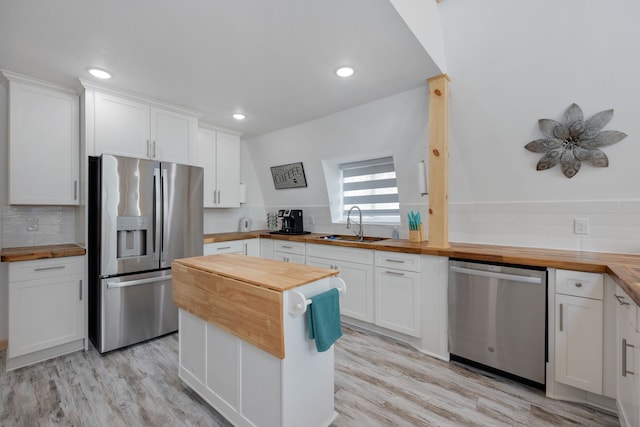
[427,74,450,248]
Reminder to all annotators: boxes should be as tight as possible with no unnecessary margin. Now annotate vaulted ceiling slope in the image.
[0,0,441,136]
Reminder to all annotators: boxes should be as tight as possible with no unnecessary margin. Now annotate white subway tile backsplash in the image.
[1,205,74,248]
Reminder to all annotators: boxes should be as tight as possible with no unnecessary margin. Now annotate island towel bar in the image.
[289,277,347,316]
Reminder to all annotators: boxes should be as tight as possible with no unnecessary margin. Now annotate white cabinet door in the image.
[196,128,217,206]
[215,132,241,207]
[555,293,603,394]
[8,80,79,205]
[150,107,195,164]
[8,258,84,359]
[179,309,206,384]
[94,92,150,158]
[617,307,640,427]
[274,251,305,265]
[375,267,421,337]
[307,256,373,323]
[244,239,260,257]
[196,129,240,208]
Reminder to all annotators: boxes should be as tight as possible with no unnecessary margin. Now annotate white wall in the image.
[246,86,429,238]
[440,0,640,203]
[436,0,640,253]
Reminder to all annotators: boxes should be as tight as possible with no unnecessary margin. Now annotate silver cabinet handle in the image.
[559,303,563,332]
[385,258,405,263]
[244,243,248,256]
[281,245,293,249]
[153,140,157,158]
[217,190,221,204]
[147,139,151,157]
[616,295,631,306]
[623,338,635,377]
[386,270,405,276]
[74,180,78,200]
[34,265,66,272]
[217,246,231,250]
[79,279,82,301]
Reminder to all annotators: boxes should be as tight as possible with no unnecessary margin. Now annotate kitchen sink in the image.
[317,234,388,242]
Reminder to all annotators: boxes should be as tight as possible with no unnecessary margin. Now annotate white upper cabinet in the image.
[4,72,79,205]
[196,128,240,208]
[94,92,150,159]
[151,107,196,164]
[83,82,198,164]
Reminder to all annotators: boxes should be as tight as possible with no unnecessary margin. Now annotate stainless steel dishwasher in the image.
[448,259,547,387]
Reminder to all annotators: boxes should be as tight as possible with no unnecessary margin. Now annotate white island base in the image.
[178,276,338,427]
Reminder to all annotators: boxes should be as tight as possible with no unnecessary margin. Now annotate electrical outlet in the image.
[26,217,39,232]
[574,218,589,235]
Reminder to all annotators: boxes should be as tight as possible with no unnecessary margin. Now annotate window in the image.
[340,156,400,223]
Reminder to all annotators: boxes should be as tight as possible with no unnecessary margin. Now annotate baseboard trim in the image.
[0,340,7,351]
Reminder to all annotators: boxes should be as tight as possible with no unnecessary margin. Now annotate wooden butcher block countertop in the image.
[1,244,86,262]
[204,231,640,306]
[174,253,338,292]
[173,254,338,359]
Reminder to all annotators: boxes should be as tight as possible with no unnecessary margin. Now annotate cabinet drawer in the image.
[556,270,603,300]
[615,285,638,331]
[375,251,421,272]
[272,240,305,256]
[9,256,83,282]
[306,243,373,265]
[204,241,244,255]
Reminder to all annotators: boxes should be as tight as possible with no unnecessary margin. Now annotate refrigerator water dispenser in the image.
[117,216,148,258]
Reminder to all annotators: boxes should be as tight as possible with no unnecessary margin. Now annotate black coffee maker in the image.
[278,209,304,234]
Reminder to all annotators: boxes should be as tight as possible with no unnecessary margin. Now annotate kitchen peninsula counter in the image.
[172,253,341,427]
[204,230,640,305]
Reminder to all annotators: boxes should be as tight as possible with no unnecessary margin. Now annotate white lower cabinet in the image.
[273,240,306,265]
[244,239,260,257]
[616,285,639,427]
[204,240,244,255]
[8,256,85,370]
[204,238,260,257]
[306,244,374,323]
[374,251,421,337]
[554,270,604,394]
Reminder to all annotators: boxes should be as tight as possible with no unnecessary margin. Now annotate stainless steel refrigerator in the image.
[88,154,203,353]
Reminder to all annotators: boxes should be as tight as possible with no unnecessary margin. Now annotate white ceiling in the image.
[0,0,440,137]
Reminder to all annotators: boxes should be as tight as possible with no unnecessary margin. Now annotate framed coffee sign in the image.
[270,162,307,189]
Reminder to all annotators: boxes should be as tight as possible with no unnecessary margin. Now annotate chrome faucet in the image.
[346,206,364,241]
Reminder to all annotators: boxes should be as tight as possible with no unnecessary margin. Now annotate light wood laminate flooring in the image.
[1,326,618,426]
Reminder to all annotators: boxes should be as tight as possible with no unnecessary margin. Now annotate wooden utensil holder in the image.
[409,223,424,242]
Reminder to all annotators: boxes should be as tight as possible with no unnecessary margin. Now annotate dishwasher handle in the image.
[450,266,543,284]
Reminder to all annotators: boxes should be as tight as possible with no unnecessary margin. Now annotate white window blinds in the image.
[340,156,400,221]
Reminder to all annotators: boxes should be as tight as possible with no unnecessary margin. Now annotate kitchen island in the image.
[172,253,343,427]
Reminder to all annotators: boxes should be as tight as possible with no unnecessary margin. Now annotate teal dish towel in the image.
[307,288,343,352]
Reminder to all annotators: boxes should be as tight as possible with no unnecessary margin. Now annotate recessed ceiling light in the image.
[87,67,112,79]
[335,66,355,78]
[232,113,246,120]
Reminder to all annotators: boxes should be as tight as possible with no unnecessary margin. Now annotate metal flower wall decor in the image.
[525,103,627,178]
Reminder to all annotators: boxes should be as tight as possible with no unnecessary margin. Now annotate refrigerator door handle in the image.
[161,167,168,262]
[153,167,161,261]
[107,275,172,289]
